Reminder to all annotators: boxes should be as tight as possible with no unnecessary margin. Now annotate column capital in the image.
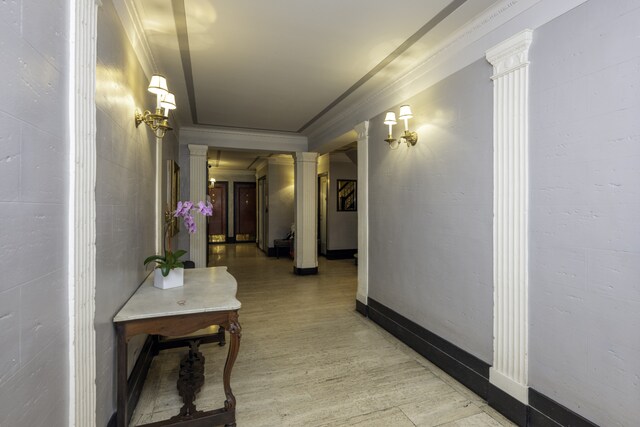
[486,29,533,79]
[294,152,318,163]
[354,121,369,141]
[188,144,208,156]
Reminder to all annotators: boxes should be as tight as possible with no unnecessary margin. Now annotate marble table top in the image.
[114,267,241,322]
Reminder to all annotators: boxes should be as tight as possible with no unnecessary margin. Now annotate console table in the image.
[113,267,242,427]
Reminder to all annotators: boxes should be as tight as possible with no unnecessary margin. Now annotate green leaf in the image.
[144,255,165,265]
[160,265,171,277]
[173,249,187,259]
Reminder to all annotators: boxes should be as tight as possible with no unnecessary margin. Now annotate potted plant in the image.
[144,200,213,289]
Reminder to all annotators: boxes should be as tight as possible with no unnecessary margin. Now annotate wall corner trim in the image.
[69,0,99,425]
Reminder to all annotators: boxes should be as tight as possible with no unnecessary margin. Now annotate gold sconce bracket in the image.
[135,109,172,137]
[400,130,418,146]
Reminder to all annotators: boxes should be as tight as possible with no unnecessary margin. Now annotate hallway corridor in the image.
[131,244,513,426]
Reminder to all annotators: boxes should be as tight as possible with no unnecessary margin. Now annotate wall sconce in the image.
[135,74,177,139]
[208,177,216,189]
[384,105,418,149]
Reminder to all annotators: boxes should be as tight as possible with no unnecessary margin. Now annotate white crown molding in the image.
[304,0,587,152]
[180,126,308,153]
[112,0,156,78]
[268,157,294,166]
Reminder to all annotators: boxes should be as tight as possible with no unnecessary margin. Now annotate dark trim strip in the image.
[293,266,318,276]
[368,298,489,377]
[529,389,600,427]
[108,335,156,427]
[367,298,489,398]
[172,0,198,124]
[355,299,368,317]
[325,249,358,260]
[488,383,528,426]
[297,0,468,132]
[362,299,602,427]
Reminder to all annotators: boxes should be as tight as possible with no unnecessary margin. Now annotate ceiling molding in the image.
[207,168,256,177]
[268,157,294,166]
[112,0,156,79]
[180,126,308,153]
[304,0,588,152]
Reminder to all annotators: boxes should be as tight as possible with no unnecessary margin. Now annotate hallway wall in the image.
[368,1,640,425]
[528,2,640,425]
[94,1,180,425]
[0,1,70,425]
[326,154,358,251]
[368,59,494,363]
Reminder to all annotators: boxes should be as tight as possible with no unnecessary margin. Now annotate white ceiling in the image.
[133,0,498,134]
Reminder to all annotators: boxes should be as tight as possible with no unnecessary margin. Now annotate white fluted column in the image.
[189,144,208,267]
[155,137,163,254]
[68,1,100,426]
[354,121,369,305]
[486,29,533,404]
[293,152,318,275]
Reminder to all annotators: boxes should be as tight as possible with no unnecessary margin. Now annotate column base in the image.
[293,266,318,276]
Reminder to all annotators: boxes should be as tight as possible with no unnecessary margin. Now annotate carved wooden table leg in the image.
[174,340,205,419]
[221,314,242,427]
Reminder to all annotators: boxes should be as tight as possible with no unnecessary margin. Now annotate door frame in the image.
[318,173,328,256]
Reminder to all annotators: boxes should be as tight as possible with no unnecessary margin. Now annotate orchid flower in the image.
[173,200,212,234]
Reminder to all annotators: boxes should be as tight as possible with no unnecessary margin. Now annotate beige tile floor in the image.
[131,244,514,427]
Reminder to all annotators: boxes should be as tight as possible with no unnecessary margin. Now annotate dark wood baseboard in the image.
[362,299,601,427]
[529,388,600,427]
[488,383,528,426]
[367,298,489,399]
[355,299,368,316]
[293,266,318,275]
[325,249,357,260]
[108,335,156,427]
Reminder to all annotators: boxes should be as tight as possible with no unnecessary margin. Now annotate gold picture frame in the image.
[337,179,357,212]
[166,160,180,237]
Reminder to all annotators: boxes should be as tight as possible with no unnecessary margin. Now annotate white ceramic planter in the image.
[153,267,184,290]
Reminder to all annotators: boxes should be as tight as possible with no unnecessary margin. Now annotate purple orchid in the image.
[197,200,213,216]
[173,200,212,234]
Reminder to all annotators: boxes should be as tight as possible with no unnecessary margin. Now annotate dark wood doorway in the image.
[234,182,256,242]
[208,181,228,243]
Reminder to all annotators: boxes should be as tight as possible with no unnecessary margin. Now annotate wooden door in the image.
[208,181,228,243]
[234,182,256,242]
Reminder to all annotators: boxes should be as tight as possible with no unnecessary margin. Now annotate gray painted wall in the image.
[94,1,180,424]
[0,0,70,425]
[368,59,494,363]
[529,1,640,425]
[268,162,295,246]
[327,155,358,251]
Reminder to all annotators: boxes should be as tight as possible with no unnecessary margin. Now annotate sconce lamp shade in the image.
[383,111,397,125]
[148,74,168,96]
[398,105,413,120]
[161,92,177,110]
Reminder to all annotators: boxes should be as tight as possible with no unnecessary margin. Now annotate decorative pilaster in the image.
[293,152,318,275]
[189,144,208,267]
[486,29,532,404]
[69,1,100,426]
[354,121,369,304]
[155,137,163,254]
